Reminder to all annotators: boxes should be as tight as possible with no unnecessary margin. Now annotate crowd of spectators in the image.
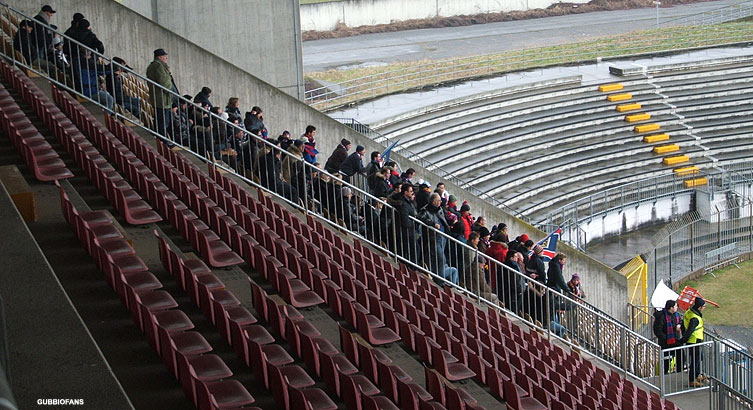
[12,5,587,334]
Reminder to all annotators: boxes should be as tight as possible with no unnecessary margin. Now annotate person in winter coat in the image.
[546,253,570,294]
[33,5,56,61]
[365,151,382,179]
[464,232,494,301]
[459,204,473,240]
[418,193,450,279]
[302,125,318,164]
[415,181,432,210]
[567,274,585,299]
[72,19,104,57]
[13,20,37,65]
[63,13,84,39]
[243,107,265,137]
[48,37,70,74]
[194,87,213,109]
[388,184,419,264]
[340,145,367,183]
[146,48,174,139]
[485,232,509,293]
[324,139,351,175]
[225,98,243,123]
[503,251,527,314]
[681,297,708,387]
[371,169,392,199]
[653,299,683,374]
[105,64,140,116]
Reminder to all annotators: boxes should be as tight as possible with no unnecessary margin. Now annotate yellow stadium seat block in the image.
[663,155,689,165]
[607,93,632,102]
[643,134,670,143]
[599,83,624,92]
[653,144,679,154]
[635,124,660,133]
[684,177,708,188]
[625,113,651,122]
[674,166,699,176]
[616,103,642,112]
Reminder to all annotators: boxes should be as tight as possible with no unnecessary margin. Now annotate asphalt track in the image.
[303,0,742,72]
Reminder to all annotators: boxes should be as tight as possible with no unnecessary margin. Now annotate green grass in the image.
[683,259,753,327]
[305,22,753,109]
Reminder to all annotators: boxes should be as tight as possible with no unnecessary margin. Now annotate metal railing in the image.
[305,22,753,111]
[647,198,753,294]
[663,0,753,27]
[535,163,753,249]
[0,1,664,389]
[710,376,753,410]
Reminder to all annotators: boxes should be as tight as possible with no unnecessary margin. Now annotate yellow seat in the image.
[654,144,679,154]
[684,177,708,188]
[663,155,689,165]
[674,166,699,175]
[635,124,660,133]
[599,83,624,92]
[616,103,641,112]
[607,93,632,102]
[625,113,651,122]
[644,134,670,143]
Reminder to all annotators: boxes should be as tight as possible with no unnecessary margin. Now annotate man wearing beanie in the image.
[681,297,707,386]
[653,299,682,373]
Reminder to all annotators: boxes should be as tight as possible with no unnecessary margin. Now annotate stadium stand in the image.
[0,4,698,409]
[371,60,753,221]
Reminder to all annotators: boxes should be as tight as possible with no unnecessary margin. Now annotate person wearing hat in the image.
[459,203,473,240]
[415,180,432,210]
[418,193,451,281]
[71,19,104,56]
[387,183,419,264]
[106,63,141,117]
[477,226,491,254]
[653,299,683,374]
[13,19,37,65]
[147,48,174,140]
[339,144,367,183]
[371,167,392,199]
[527,245,548,284]
[567,273,584,299]
[47,36,69,73]
[681,297,708,386]
[33,5,56,60]
[324,138,351,175]
[64,12,84,38]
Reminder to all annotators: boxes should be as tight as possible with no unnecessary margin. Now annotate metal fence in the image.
[0,1,665,389]
[663,0,753,27]
[305,22,753,111]
[535,164,753,250]
[647,199,753,293]
[710,376,753,410]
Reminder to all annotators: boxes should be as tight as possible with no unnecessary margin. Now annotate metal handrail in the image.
[1,2,663,387]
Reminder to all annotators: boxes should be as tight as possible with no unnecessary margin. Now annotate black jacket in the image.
[340,152,367,177]
[526,253,547,284]
[546,258,569,294]
[75,28,105,55]
[324,145,348,174]
[13,30,36,64]
[105,72,126,104]
[194,90,213,108]
[388,192,418,242]
[415,188,431,210]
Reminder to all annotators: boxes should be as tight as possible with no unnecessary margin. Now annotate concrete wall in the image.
[19,0,304,99]
[12,0,627,321]
[301,0,589,31]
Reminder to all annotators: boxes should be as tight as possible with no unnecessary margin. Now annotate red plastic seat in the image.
[503,380,547,410]
[196,229,243,267]
[340,372,381,410]
[245,337,293,389]
[183,354,233,405]
[320,352,358,397]
[268,364,315,410]
[279,271,325,308]
[165,331,213,379]
[431,345,475,382]
[199,379,255,410]
[356,307,400,346]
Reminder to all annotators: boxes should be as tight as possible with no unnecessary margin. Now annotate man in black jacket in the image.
[653,299,683,373]
[13,20,36,64]
[324,139,350,174]
[339,145,366,183]
[388,184,419,263]
[33,5,56,61]
[105,65,141,116]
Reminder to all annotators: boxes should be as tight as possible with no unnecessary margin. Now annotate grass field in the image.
[684,259,753,327]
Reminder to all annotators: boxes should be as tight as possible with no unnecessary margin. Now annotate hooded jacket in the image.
[281,143,304,184]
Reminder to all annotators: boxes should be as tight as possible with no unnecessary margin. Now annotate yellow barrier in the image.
[643,134,670,143]
[684,177,708,188]
[674,166,699,175]
[663,155,689,165]
[616,103,642,112]
[625,113,651,122]
[653,144,679,154]
[607,93,632,102]
[635,123,660,133]
[599,83,624,92]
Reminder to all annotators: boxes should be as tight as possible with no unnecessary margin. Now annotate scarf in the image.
[665,311,679,345]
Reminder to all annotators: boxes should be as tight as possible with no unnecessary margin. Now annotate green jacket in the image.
[146,59,173,109]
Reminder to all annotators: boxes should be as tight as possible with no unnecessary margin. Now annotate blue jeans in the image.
[121,96,141,117]
[93,90,114,111]
[443,265,458,286]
